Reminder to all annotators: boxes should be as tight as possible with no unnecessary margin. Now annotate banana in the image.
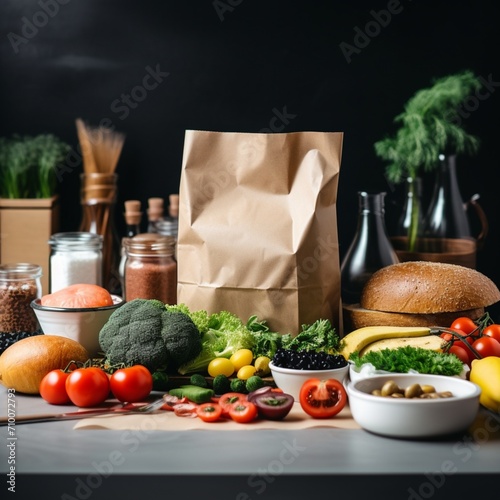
[359,334,446,356]
[339,326,432,360]
[469,356,500,412]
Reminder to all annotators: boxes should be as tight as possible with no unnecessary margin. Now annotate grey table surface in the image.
[2,386,499,499]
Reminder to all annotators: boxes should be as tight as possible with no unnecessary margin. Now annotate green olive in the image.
[381,380,401,397]
[404,383,423,399]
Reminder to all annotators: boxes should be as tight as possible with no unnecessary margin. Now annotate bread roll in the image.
[0,335,89,394]
[344,261,500,330]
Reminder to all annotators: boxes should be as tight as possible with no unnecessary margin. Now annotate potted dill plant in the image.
[0,134,70,292]
[374,70,484,266]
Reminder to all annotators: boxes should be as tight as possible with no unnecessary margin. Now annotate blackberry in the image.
[0,330,43,355]
[272,348,347,370]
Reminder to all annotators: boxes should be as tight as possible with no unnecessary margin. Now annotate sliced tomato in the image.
[228,400,258,423]
[196,402,223,422]
[218,392,247,417]
[299,378,347,419]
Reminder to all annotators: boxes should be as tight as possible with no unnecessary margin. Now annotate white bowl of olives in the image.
[346,373,481,439]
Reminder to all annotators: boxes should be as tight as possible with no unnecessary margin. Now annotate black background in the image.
[1,0,499,293]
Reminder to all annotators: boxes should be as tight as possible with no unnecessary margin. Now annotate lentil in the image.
[0,263,42,334]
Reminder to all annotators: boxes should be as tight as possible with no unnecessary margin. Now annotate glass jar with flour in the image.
[48,232,103,293]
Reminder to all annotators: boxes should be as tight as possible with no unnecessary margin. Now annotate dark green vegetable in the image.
[212,374,231,395]
[246,315,283,359]
[281,319,340,354]
[151,370,169,391]
[190,373,209,388]
[350,346,464,376]
[168,385,215,404]
[230,378,247,393]
[246,375,265,393]
[99,299,202,372]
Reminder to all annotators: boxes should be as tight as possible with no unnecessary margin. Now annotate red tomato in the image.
[218,392,247,417]
[196,402,223,422]
[450,317,477,335]
[228,400,258,423]
[448,345,470,366]
[65,367,110,407]
[39,369,71,405]
[299,378,347,419]
[483,324,500,344]
[472,336,500,358]
[110,365,153,403]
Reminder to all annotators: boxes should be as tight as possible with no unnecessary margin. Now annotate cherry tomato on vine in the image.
[299,378,347,419]
[39,369,71,405]
[450,317,477,336]
[110,365,153,403]
[483,324,500,344]
[228,400,258,423]
[65,367,110,407]
[196,402,223,422]
[472,336,500,358]
[448,345,470,366]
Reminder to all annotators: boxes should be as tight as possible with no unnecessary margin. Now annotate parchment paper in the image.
[73,403,360,431]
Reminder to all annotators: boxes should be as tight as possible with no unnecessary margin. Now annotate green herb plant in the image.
[350,346,464,377]
[374,71,481,251]
[0,134,70,199]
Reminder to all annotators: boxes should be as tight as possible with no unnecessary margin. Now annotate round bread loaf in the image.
[0,335,89,394]
[344,261,500,329]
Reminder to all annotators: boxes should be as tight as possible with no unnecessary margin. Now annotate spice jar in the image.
[124,233,177,304]
[49,232,103,293]
[0,263,42,334]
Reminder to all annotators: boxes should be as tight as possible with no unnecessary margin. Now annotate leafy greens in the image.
[350,346,464,376]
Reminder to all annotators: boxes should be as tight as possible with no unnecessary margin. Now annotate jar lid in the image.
[156,218,178,236]
[0,263,42,280]
[125,234,175,256]
[49,232,103,250]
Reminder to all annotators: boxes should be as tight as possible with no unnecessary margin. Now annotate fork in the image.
[0,396,167,425]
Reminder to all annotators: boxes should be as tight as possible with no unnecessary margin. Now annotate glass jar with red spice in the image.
[123,233,177,305]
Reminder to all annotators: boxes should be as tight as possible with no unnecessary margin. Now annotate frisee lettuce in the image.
[350,346,464,376]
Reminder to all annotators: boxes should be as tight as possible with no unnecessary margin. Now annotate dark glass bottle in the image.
[423,154,471,239]
[340,191,399,305]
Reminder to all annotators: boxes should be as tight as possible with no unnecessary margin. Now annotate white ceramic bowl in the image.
[346,373,481,439]
[31,295,124,357]
[269,361,349,401]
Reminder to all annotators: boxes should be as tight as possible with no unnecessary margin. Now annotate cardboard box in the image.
[0,196,60,295]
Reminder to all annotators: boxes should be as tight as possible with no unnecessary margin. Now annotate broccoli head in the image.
[160,310,202,368]
[99,299,202,373]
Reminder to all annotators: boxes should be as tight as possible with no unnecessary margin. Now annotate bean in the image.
[380,380,401,397]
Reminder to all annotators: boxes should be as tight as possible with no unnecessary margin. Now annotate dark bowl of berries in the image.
[269,348,348,401]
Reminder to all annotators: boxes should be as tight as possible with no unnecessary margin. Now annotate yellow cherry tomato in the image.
[230,349,254,371]
[208,358,235,378]
[237,364,257,380]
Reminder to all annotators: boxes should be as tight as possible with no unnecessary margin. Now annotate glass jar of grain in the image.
[123,233,177,304]
[0,263,42,334]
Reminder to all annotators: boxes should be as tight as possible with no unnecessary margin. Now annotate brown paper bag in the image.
[177,130,343,335]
